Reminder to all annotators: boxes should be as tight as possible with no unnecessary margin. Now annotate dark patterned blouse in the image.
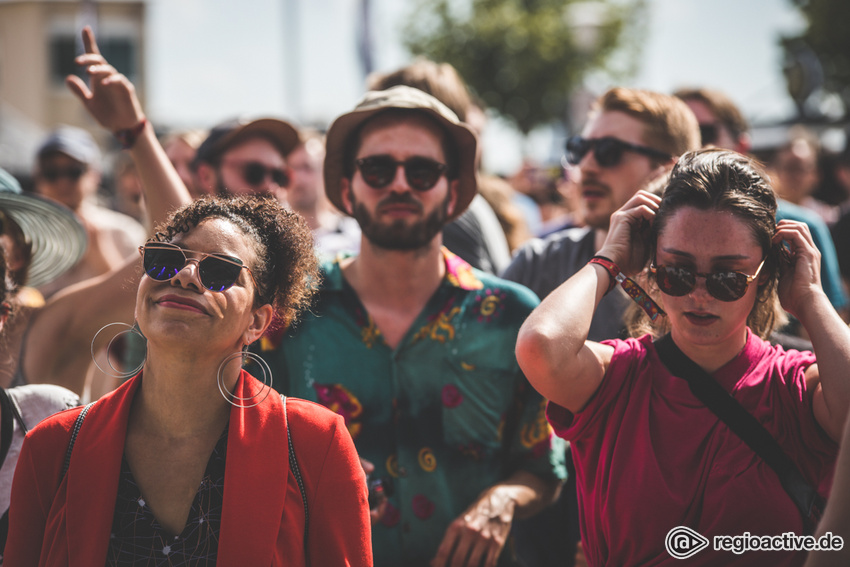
[105,430,227,566]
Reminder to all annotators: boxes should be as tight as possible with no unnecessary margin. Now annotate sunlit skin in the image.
[35,153,100,212]
[135,217,264,357]
[655,207,765,364]
[577,111,667,231]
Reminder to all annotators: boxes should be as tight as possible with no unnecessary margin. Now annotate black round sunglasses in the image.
[355,155,447,192]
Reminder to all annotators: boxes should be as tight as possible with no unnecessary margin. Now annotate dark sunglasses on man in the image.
[565,136,672,169]
[650,258,765,302]
[221,159,290,188]
[39,165,87,183]
[355,155,447,192]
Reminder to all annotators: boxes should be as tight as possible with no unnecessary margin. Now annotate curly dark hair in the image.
[628,148,783,339]
[151,195,319,329]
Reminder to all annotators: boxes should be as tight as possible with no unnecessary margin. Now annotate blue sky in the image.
[143,0,805,172]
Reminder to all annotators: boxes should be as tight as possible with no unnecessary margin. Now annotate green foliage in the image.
[403,0,644,133]
[781,0,850,117]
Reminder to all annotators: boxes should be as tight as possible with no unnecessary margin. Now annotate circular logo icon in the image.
[665,526,710,560]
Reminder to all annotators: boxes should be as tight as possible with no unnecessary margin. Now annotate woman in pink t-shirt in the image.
[517,149,850,566]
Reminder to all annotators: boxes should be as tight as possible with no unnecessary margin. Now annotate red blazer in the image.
[5,371,372,566]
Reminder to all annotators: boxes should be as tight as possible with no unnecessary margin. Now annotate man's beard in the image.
[352,192,450,250]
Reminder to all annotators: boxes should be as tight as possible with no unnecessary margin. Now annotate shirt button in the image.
[398,466,408,477]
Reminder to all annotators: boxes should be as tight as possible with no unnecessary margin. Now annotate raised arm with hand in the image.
[805,413,850,567]
[66,26,191,229]
[515,191,661,414]
[774,219,850,442]
[21,27,191,395]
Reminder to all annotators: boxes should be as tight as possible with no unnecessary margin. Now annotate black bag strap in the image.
[654,333,825,534]
[282,394,309,548]
[61,401,96,480]
[0,388,17,468]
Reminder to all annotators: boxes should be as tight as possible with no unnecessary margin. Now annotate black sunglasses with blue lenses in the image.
[565,136,673,168]
[139,242,256,292]
[355,155,447,192]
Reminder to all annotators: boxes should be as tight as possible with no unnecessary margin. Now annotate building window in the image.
[49,35,136,86]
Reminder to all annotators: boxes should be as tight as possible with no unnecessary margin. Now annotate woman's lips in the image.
[156,295,207,314]
[684,311,718,326]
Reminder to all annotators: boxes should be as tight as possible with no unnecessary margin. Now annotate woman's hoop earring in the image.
[217,349,274,408]
[91,322,147,379]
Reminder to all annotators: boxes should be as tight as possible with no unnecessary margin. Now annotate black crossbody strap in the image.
[0,389,16,468]
[654,334,825,533]
[282,394,309,549]
[62,401,96,479]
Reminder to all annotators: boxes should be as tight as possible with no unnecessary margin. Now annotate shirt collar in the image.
[323,247,484,292]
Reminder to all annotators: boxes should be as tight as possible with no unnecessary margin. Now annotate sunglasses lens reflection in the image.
[655,266,750,302]
[143,245,244,291]
[143,247,184,281]
[655,266,695,297]
[404,158,444,191]
[706,273,747,301]
[199,260,243,292]
[358,159,394,188]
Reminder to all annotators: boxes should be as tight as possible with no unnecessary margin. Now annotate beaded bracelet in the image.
[588,255,665,322]
[114,118,148,150]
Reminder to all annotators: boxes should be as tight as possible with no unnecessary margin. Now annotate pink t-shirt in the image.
[547,331,837,566]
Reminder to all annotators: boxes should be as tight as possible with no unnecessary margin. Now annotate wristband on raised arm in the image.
[588,255,665,322]
[114,118,147,150]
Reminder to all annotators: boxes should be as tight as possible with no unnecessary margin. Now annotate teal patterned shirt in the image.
[256,249,566,567]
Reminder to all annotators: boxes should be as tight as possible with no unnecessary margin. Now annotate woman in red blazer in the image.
[5,196,372,564]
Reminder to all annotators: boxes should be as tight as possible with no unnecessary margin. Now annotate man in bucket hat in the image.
[257,85,565,567]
